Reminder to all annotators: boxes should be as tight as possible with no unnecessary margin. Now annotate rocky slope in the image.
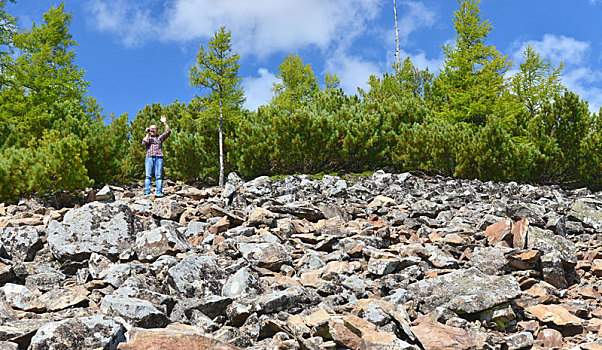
[0,171,601,350]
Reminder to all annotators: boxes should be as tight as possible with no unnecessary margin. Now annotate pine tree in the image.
[271,53,319,114]
[189,26,245,186]
[435,0,512,125]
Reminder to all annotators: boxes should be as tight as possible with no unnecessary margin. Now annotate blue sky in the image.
[7,0,602,118]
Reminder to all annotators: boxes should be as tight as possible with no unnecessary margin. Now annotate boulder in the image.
[135,226,190,262]
[100,294,169,328]
[29,316,125,350]
[406,267,521,314]
[0,226,42,262]
[47,201,135,262]
[117,324,240,350]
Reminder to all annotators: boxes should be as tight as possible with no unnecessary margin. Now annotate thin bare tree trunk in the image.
[394,0,400,66]
[219,99,224,187]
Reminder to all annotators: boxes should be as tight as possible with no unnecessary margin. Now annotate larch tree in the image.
[189,26,245,187]
[511,44,563,119]
[435,0,512,125]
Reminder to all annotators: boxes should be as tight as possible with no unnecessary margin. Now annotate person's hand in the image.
[160,115,167,124]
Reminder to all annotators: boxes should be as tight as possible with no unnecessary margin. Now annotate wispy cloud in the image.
[87,0,155,48]
[512,34,601,113]
[397,1,437,46]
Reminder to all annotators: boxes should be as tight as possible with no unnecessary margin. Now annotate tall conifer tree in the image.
[435,0,512,125]
[189,26,245,186]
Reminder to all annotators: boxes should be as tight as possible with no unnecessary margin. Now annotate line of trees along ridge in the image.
[0,0,600,202]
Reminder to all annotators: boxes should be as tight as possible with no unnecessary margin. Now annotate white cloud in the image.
[87,0,382,57]
[242,68,277,111]
[87,0,155,47]
[512,34,590,66]
[397,1,436,45]
[325,52,382,95]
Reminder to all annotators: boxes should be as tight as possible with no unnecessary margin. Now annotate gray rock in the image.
[167,254,223,297]
[100,294,169,328]
[425,244,458,269]
[29,316,125,350]
[527,226,577,265]
[406,267,521,314]
[1,283,45,312]
[24,272,65,293]
[95,185,115,202]
[222,267,257,299]
[503,331,534,350]
[0,227,42,262]
[237,242,292,271]
[135,225,190,262]
[47,201,135,262]
[471,247,511,275]
[567,198,602,229]
[152,197,186,220]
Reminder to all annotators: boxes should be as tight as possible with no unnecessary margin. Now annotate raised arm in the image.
[161,115,170,133]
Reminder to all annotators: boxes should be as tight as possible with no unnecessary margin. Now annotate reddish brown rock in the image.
[411,321,474,350]
[534,328,563,349]
[117,325,240,350]
[512,218,529,249]
[525,304,583,333]
[485,219,512,246]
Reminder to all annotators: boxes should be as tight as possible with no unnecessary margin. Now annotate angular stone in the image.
[425,244,458,269]
[100,295,169,328]
[406,267,521,314]
[367,258,400,276]
[411,321,474,350]
[527,226,577,265]
[329,321,361,349]
[135,226,190,262]
[0,227,42,262]
[167,255,223,297]
[507,250,540,270]
[29,316,125,350]
[535,328,563,349]
[0,341,17,350]
[38,288,88,312]
[47,202,135,262]
[247,207,276,227]
[1,283,45,312]
[360,330,412,350]
[540,252,569,289]
[342,315,377,336]
[117,324,240,350]
[503,332,534,350]
[152,198,185,220]
[567,199,602,230]
[485,219,512,246]
[471,247,511,275]
[525,304,582,328]
[268,203,324,221]
[237,242,292,271]
[222,267,256,299]
[95,185,115,201]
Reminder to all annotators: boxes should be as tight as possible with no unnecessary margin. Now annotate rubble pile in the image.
[1,171,601,349]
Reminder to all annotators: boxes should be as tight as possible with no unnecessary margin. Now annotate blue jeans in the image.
[145,156,164,194]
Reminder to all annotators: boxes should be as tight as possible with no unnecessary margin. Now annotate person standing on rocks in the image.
[142,115,171,196]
